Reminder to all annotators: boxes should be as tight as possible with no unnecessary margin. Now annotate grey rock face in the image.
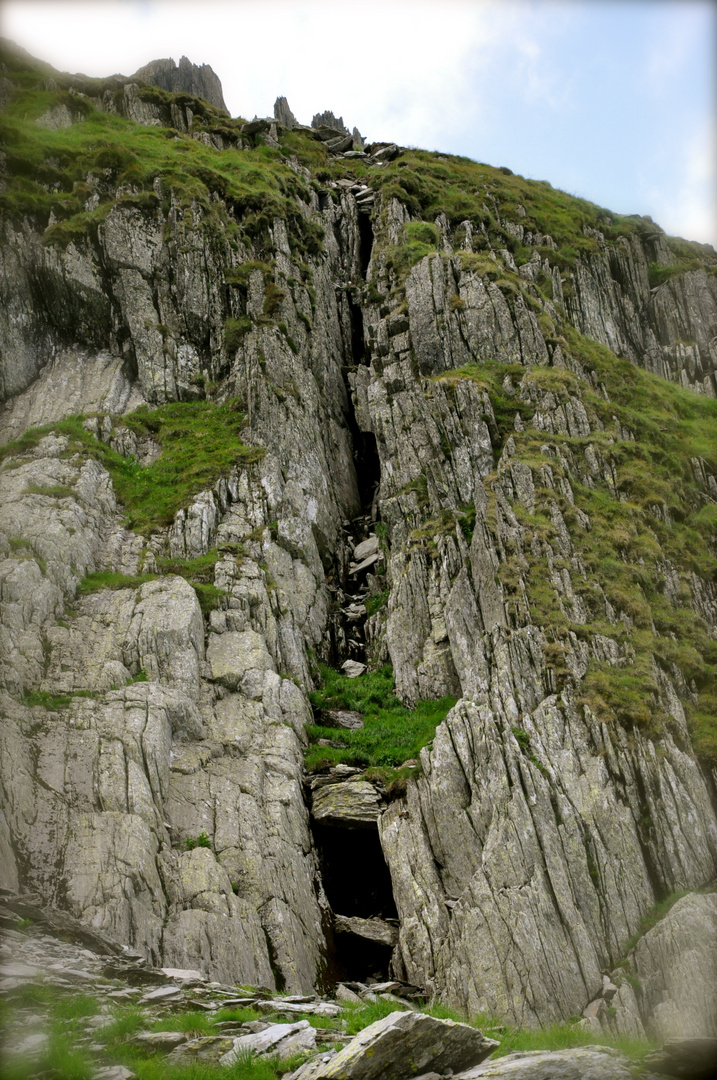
[311,779,384,828]
[132,56,227,112]
[274,96,298,127]
[312,111,348,133]
[631,892,717,1039]
[2,50,717,1035]
[380,694,717,1025]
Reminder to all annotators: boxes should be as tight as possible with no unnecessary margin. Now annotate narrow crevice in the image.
[357,213,374,277]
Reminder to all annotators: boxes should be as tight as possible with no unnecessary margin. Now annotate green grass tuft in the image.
[305,665,455,773]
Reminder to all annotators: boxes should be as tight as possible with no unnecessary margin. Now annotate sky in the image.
[3,0,715,246]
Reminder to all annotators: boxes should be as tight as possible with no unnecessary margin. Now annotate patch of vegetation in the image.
[185,831,212,850]
[431,361,534,451]
[156,550,228,614]
[78,571,158,594]
[22,688,97,710]
[305,664,455,773]
[23,483,76,499]
[648,262,700,288]
[0,60,321,258]
[365,590,389,617]
[0,401,264,537]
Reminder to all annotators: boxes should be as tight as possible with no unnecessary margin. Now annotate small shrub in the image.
[185,831,212,850]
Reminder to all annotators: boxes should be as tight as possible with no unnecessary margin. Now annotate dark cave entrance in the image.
[315,822,397,983]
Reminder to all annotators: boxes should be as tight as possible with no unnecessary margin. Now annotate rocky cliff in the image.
[0,40,716,1046]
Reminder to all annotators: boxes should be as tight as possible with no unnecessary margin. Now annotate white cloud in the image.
[643,121,717,246]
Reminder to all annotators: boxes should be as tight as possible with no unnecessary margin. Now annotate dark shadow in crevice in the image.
[314,822,397,984]
[358,213,374,277]
[315,824,397,918]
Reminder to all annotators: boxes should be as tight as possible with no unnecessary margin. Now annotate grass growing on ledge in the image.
[0,401,264,536]
[305,664,456,772]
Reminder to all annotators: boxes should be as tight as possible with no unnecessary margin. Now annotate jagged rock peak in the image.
[132,55,227,112]
[311,109,348,133]
[274,96,298,128]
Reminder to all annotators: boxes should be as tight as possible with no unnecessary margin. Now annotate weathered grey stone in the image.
[334,915,398,946]
[312,780,383,828]
[221,1020,317,1063]
[315,1010,498,1079]
[318,709,364,730]
[341,660,367,677]
[455,1047,632,1078]
[354,536,379,562]
[631,892,717,1039]
[132,56,227,111]
[206,629,275,692]
[274,96,298,128]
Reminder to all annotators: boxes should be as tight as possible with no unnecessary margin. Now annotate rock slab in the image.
[315,1010,498,1080]
[455,1048,632,1078]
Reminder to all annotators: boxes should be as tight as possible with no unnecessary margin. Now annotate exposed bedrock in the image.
[1,66,716,1033]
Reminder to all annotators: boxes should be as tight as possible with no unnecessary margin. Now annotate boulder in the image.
[644,1036,717,1079]
[314,1010,498,1079]
[341,660,367,678]
[354,536,379,562]
[631,892,717,1039]
[221,1020,317,1063]
[335,915,399,947]
[318,709,365,730]
[206,629,275,692]
[311,780,383,828]
[454,1047,632,1078]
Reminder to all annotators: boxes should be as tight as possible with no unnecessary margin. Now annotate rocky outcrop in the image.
[131,56,228,112]
[1,44,716,1039]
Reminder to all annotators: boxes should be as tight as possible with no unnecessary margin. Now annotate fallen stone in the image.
[285,1051,338,1080]
[166,1036,236,1065]
[141,985,183,1002]
[341,660,366,678]
[94,1068,136,1080]
[601,976,618,1001]
[0,961,42,977]
[644,1036,717,1079]
[354,536,379,562]
[254,998,341,1017]
[335,915,398,947]
[582,998,605,1019]
[454,1047,632,1078]
[311,780,383,828]
[318,710,365,731]
[10,1031,49,1055]
[133,1031,187,1050]
[222,1019,317,1063]
[349,553,380,576]
[336,984,363,1005]
[315,1010,498,1079]
[160,967,205,981]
